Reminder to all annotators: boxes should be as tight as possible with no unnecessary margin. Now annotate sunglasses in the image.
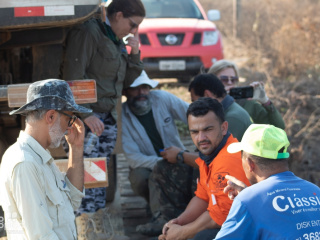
[128,17,138,30]
[219,75,239,84]
[57,111,77,127]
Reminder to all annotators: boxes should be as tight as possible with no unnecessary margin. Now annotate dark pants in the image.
[193,228,220,240]
[129,167,152,202]
[150,160,196,220]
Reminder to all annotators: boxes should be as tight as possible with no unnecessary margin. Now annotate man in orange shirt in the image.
[159,97,250,240]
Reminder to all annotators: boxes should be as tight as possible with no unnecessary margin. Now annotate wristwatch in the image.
[176,150,189,164]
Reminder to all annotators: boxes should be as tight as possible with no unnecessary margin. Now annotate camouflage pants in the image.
[149,160,198,220]
[129,167,152,203]
[63,112,117,214]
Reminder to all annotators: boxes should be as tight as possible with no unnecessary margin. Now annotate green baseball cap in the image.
[228,124,290,159]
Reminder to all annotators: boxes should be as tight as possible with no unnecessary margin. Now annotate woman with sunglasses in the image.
[208,60,285,129]
[61,0,145,236]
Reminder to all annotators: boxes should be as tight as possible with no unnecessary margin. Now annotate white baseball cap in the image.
[130,70,159,88]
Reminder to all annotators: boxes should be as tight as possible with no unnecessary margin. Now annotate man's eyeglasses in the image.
[219,75,239,84]
[57,111,77,127]
[128,17,138,30]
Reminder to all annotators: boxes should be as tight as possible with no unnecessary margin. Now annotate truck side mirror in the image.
[207,10,221,21]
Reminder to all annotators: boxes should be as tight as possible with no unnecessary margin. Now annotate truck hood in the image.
[139,18,217,32]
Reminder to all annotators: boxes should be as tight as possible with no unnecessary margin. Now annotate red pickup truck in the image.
[139,0,224,82]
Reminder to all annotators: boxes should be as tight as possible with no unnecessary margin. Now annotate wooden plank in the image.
[7,79,97,107]
[55,157,108,188]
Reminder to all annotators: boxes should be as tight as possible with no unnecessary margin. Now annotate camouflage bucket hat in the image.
[10,79,92,115]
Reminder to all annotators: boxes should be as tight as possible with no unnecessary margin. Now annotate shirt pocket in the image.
[45,188,68,227]
[91,41,120,79]
[161,115,176,134]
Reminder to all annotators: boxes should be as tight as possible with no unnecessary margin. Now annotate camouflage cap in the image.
[10,79,92,115]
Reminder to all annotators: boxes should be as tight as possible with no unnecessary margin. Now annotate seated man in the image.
[158,97,250,240]
[0,79,90,239]
[141,74,252,236]
[161,73,252,168]
[215,124,320,239]
[121,71,191,235]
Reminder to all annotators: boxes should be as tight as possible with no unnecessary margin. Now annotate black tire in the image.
[106,154,117,203]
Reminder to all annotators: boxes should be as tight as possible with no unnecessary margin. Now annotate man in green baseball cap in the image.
[214,124,320,240]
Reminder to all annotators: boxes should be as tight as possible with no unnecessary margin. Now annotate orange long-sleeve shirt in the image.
[195,134,251,226]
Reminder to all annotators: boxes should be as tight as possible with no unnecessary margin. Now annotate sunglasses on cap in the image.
[219,75,239,84]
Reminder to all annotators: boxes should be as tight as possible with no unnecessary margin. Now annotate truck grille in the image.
[192,33,202,44]
[157,33,184,46]
[139,34,150,45]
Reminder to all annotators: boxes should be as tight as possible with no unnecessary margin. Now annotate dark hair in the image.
[242,150,288,171]
[187,97,225,123]
[188,73,226,98]
[107,0,146,18]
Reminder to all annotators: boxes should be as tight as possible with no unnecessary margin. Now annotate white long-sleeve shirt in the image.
[121,90,189,169]
[0,131,84,240]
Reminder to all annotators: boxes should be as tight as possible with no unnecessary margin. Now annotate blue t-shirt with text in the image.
[215,171,320,240]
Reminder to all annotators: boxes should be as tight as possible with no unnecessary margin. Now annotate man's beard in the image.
[127,94,152,116]
[49,116,66,148]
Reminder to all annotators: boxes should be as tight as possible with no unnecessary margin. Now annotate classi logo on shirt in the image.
[271,189,320,213]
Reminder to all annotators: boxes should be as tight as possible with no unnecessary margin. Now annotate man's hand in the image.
[162,218,179,235]
[65,118,85,147]
[161,222,186,240]
[158,234,166,240]
[250,81,270,104]
[66,118,85,191]
[224,175,248,200]
[160,146,181,164]
[84,115,104,136]
[126,30,140,55]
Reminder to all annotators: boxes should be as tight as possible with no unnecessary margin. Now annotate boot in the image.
[75,213,97,240]
[136,212,167,236]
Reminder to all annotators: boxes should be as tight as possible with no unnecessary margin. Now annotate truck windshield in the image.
[141,0,204,19]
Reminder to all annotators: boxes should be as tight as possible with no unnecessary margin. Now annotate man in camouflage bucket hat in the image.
[0,79,91,239]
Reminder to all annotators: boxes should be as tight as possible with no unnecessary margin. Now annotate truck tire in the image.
[106,154,117,203]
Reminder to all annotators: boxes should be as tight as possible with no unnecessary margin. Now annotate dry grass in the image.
[199,0,320,77]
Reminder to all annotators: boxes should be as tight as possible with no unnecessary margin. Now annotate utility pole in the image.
[233,0,241,38]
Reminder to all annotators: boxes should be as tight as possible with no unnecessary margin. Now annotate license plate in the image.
[159,60,186,71]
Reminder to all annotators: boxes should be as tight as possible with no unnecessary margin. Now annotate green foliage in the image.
[174,120,189,138]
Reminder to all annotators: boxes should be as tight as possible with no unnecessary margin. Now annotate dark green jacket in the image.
[62,18,143,120]
[236,99,285,129]
[222,95,252,141]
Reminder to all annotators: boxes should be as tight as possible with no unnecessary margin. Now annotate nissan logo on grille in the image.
[165,34,178,45]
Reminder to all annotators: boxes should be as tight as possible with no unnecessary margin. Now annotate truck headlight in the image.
[202,31,218,46]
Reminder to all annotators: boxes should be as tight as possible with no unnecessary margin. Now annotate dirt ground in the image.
[158,35,320,186]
